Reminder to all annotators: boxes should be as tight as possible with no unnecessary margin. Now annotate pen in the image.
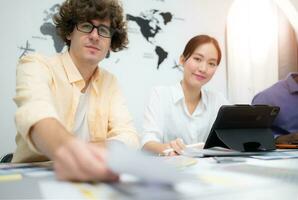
[160,142,205,156]
[212,157,246,163]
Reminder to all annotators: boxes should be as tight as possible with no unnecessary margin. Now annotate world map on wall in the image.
[40,4,64,53]
[19,2,178,69]
[18,4,63,58]
[126,9,173,69]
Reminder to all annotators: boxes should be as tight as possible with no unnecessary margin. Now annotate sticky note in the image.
[0,174,22,182]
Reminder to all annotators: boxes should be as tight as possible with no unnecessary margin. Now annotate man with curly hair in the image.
[12,0,139,181]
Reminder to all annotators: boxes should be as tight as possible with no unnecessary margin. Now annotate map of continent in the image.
[40,4,65,52]
[40,22,64,52]
[127,9,173,69]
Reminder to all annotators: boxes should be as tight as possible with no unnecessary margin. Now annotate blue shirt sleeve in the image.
[252,92,271,105]
[252,92,286,137]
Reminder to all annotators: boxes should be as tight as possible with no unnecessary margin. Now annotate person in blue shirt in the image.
[252,72,298,144]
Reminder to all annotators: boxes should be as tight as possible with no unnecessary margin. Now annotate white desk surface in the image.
[0,156,298,199]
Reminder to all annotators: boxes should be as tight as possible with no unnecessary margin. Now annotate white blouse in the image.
[140,82,230,147]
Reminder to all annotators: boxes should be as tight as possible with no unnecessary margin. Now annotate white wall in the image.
[0,0,64,156]
[0,0,233,155]
[290,0,298,12]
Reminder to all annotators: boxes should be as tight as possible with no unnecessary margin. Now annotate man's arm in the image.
[252,91,282,137]
[14,55,116,181]
[30,118,74,159]
[252,91,272,105]
[30,118,118,181]
[252,91,298,144]
[275,132,298,144]
[141,87,166,153]
[106,77,140,148]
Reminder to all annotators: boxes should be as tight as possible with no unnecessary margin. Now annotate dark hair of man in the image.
[182,35,222,65]
[53,0,128,52]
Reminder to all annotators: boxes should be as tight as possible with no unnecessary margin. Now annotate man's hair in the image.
[53,0,128,52]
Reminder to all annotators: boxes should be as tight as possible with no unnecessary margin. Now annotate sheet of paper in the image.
[40,181,120,199]
[39,181,84,199]
[107,144,192,184]
[250,150,298,160]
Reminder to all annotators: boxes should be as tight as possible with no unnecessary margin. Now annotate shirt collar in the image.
[172,82,184,104]
[200,87,208,109]
[286,72,298,94]
[171,82,208,109]
[61,51,84,84]
[91,68,101,94]
[61,51,101,93]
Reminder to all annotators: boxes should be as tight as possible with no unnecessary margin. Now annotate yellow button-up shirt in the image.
[12,52,139,163]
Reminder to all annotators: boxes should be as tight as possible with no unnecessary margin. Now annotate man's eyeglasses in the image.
[76,22,115,38]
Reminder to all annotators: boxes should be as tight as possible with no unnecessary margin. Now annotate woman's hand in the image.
[164,138,186,156]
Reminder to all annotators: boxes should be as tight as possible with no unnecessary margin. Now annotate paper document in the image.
[250,150,298,160]
[159,156,198,169]
[107,144,192,184]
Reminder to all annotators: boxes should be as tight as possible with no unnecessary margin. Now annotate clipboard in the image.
[204,105,280,152]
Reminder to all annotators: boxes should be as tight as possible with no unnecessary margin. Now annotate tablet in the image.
[204,105,279,151]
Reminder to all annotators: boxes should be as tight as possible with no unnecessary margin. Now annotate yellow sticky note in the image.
[73,183,97,200]
[0,174,23,182]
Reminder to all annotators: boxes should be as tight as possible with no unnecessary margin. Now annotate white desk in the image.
[0,156,298,199]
